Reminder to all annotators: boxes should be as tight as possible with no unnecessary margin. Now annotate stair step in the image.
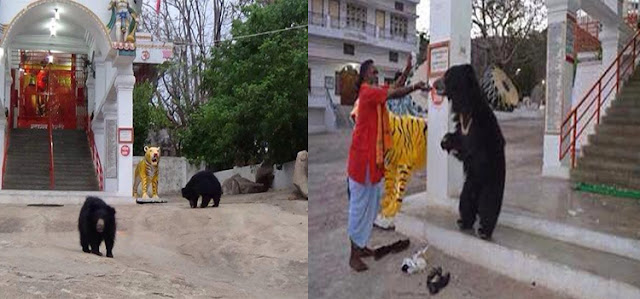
[582,144,640,163]
[4,129,98,191]
[397,206,640,299]
[571,166,640,190]
[595,123,640,136]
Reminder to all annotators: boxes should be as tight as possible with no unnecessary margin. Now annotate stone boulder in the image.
[255,161,275,190]
[222,174,268,195]
[292,151,308,199]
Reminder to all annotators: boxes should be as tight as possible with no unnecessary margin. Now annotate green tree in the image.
[182,0,307,170]
[133,82,154,156]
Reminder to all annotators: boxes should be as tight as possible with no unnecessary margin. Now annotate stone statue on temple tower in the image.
[107,0,139,44]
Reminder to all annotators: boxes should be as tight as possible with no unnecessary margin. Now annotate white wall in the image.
[0,0,112,25]
[132,157,295,195]
[214,162,296,191]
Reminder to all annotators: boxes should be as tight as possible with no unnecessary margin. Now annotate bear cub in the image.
[182,171,223,208]
[78,196,116,257]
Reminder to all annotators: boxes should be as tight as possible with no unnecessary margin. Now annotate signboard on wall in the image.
[427,41,450,107]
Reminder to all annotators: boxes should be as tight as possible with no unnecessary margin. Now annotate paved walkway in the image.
[309,126,567,299]
[0,190,308,298]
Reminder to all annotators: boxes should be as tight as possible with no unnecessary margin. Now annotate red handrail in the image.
[560,29,640,167]
[86,115,104,191]
[2,121,10,189]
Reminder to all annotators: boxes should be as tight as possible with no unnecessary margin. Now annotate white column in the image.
[542,0,579,178]
[86,76,96,116]
[114,65,135,196]
[426,0,471,201]
[103,102,118,193]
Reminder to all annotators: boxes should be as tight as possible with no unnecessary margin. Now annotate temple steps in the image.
[3,129,99,191]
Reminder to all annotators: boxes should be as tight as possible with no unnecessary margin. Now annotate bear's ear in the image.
[144,146,149,152]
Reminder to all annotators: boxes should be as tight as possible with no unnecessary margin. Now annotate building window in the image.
[311,0,325,26]
[329,0,340,28]
[343,43,355,55]
[346,3,367,31]
[389,51,398,62]
[376,10,385,29]
[395,2,404,11]
[391,15,408,39]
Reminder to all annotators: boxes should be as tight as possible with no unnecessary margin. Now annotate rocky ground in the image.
[0,190,308,298]
[308,120,569,299]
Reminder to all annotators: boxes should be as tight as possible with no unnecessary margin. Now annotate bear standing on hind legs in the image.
[434,64,506,240]
[78,196,116,257]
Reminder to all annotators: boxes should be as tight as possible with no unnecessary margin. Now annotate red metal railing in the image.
[86,115,104,190]
[560,30,640,167]
[2,121,10,189]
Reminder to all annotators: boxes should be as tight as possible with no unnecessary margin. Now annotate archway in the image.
[338,65,358,105]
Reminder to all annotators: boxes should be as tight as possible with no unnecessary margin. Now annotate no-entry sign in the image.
[120,145,130,156]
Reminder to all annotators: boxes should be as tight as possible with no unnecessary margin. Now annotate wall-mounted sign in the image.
[324,76,335,89]
[428,41,450,107]
[118,127,134,144]
[120,145,130,156]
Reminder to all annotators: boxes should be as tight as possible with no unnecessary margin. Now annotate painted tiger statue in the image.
[133,146,161,199]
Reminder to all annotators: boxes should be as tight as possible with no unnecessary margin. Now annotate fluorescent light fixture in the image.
[50,18,57,36]
[48,55,54,63]
[55,8,60,20]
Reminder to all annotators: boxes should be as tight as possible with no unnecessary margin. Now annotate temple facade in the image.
[0,0,172,195]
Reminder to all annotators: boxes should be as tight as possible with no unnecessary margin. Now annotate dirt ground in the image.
[308,124,568,299]
[0,190,308,298]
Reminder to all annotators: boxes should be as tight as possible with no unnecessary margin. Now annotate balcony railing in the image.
[308,11,415,44]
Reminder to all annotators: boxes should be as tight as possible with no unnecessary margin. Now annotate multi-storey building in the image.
[308,0,419,133]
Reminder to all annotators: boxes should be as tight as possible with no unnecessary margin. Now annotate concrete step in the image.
[601,113,640,126]
[571,166,640,190]
[609,99,640,109]
[588,134,640,148]
[0,190,134,205]
[396,199,640,299]
[581,144,640,164]
[595,123,640,136]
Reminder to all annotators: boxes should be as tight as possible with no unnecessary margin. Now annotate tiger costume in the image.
[133,146,161,199]
[375,111,427,229]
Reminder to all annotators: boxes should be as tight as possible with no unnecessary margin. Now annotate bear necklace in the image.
[459,114,473,136]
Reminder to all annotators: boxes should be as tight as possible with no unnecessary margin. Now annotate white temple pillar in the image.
[542,0,580,178]
[425,0,471,201]
[102,102,118,193]
[114,65,135,197]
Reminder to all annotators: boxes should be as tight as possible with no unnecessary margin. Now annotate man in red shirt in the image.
[347,59,428,272]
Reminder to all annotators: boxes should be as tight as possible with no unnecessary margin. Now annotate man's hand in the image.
[413,81,429,91]
[405,55,413,71]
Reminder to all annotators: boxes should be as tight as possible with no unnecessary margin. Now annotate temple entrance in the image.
[12,51,88,131]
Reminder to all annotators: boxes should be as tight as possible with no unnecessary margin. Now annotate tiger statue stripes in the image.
[375,111,427,229]
[133,146,161,199]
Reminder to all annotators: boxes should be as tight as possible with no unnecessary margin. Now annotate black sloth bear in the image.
[182,171,223,208]
[434,64,506,240]
[78,196,116,257]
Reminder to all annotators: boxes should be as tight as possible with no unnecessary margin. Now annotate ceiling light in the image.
[48,55,54,64]
[54,8,60,20]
